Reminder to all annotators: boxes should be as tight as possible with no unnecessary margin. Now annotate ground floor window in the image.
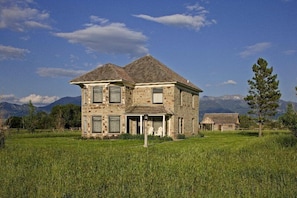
[109,116,120,133]
[92,116,102,133]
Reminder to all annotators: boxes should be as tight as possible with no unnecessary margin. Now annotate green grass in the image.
[1,130,297,197]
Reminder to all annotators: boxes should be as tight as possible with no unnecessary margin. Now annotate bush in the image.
[176,134,185,139]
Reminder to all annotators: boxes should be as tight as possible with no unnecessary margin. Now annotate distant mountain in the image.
[0,96,81,119]
[39,96,81,113]
[0,95,296,120]
[0,102,30,118]
[199,95,297,121]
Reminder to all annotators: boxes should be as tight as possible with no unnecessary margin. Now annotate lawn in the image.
[0,130,297,197]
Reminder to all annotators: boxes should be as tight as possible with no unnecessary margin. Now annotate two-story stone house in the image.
[70,55,202,139]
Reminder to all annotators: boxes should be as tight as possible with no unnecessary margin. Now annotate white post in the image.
[162,115,166,137]
[140,115,143,135]
[143,114,148,147]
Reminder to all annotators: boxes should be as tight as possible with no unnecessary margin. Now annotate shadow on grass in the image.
[238,131,259,137]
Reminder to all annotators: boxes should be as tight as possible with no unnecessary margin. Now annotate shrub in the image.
[176,134,185,139]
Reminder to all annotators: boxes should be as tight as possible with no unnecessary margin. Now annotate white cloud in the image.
[36,67,87,78]
[222,80,237,85]
[1,93,59,105]
[0,94,19,104]
[283,50,296,55]
[54,19,148,57]
[239,42,272,58]
[19,94,59,105]
[133,3,216,31]
[0,44,30,61]
[0,0,51,32]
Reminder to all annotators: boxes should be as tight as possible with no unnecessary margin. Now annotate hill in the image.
[1,95,296,120]
[199,95,297,121]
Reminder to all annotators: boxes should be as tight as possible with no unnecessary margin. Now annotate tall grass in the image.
[1,130,297,197]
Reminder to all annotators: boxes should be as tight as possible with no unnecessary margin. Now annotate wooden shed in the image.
[200,113,240,131]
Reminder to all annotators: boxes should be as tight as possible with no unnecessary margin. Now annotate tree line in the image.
[5,102,81,132]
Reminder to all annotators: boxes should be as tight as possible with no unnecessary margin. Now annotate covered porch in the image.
[125,106,172,137]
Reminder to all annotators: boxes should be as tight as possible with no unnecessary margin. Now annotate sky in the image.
[0,0,297,106]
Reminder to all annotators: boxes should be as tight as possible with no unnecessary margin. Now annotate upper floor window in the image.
[93,86,103,103]
[92,116,102,133]
[152,88,163,104]
[109,86,121,103]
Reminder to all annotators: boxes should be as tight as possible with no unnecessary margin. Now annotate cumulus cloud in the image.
[36,67,87,78]
[222,80,237,85]
[133,3,216,31]
[0,0,51,32]
[0,44,30,61]
[239,42,272,58]
[53,17,148,57]
[19,94,59,105]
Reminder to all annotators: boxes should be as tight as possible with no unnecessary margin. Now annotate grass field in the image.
[1,130,297,197]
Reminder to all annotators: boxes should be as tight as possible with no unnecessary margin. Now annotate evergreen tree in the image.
[244,58,281,137]
[279,103,297,135]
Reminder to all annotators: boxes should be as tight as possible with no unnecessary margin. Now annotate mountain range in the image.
[0,95,296,121]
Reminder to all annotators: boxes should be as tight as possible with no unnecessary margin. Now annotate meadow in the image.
[1,130,297,197]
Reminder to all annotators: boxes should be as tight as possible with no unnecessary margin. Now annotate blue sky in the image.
[0,0,297,106]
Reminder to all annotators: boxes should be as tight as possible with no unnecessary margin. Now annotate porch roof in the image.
[126,105,173,115]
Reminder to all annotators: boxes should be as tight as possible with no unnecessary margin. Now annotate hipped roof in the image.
[71,55,202,92]
[201,113,240,124]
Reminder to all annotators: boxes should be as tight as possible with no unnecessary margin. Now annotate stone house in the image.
[200,113,240,131]
[70,55,202,139]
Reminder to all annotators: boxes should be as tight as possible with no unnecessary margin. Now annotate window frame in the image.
[109,116,121,133]
[93,86,103,103]
[109,86,121,103]
[92,116,102,133]
[152,88,163,104]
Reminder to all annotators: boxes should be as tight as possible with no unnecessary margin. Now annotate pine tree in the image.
[244,58,281,137]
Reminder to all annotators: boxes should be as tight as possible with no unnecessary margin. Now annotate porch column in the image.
[162,115,166,137]
[125,115,127,134]
[140,115,143,135]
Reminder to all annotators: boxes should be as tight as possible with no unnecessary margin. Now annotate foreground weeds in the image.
[1,131,297,197]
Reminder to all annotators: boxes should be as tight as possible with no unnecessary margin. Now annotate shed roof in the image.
[201,113,240,124]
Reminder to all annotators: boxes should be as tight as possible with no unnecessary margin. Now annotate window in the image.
[109,86,121,103]
[83,116,88,134]
[83,88,88,104]
[109,116,120,133]
[152,88,163,104]
[178,117,183,134]
[93,86,103,103]
[192,94,195,108]
[180,90,183,106]
[92,116,102,133]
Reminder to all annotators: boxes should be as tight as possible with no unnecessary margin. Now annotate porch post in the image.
[125,115,127,134]
[140,115,143,134]
[162,115,166,137]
